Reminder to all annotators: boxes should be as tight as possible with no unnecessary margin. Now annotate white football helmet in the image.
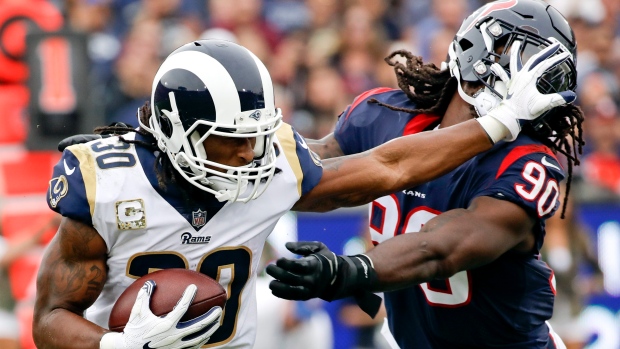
[140,39,283,202]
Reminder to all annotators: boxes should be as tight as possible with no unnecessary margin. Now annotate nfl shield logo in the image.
[192,209,207,228]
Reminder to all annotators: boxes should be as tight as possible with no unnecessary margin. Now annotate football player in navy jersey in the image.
[34,32,573,349]
[267,1,584,348]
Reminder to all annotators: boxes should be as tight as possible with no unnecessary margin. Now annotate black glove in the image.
[266,241,382,318]
[57,122,133,152]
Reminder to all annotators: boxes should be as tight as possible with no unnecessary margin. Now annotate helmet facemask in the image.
[141,39,285,203]
[142,91,283,203]
[444,0,577,127]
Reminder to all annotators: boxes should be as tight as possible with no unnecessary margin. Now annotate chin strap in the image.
[471,82,506,116]
[204,171,250,202]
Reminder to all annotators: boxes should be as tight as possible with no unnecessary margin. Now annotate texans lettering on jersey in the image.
[335,88,565,349]
[47,123,322,349]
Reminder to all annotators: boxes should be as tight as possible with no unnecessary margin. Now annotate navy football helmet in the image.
[141,39,283,202]
[445,0,577,123]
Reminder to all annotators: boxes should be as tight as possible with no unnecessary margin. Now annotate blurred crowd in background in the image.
[0,0,619,348]
[58,0,620,196]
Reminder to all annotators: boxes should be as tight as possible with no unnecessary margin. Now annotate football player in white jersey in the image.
[33,39,575,349]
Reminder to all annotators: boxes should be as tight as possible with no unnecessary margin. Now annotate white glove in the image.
[477,39,576,142]
[100,281,222,349]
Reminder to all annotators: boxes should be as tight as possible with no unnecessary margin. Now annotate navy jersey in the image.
[335,89,565,348]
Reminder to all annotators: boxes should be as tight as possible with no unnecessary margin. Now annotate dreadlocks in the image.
[93,102,181,190]
[372,50,585,218]
[368,49,458,116]
[526,104,585,218]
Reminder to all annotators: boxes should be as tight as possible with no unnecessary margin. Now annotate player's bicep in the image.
[368,198,535,287]
[465,196,535,255]
[424,196,535,273]
[35,217,107,316]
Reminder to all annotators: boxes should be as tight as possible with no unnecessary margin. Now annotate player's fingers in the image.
[178,305,222,326]
[545,91,577,107]
[509,40,522,73]
[530,91,576,116]
[182,321,220,349]
[490,63,510,83]
[139,280,156,314]
[175,334,211,349]
[176,305,222,341]
[525,42,561,72]
[275,256,319,274]
[266,264,308,287]
[202,307,223,337]
[266,263,295,281]
[269,280,311,300]
[285,241,324,256]
[547,37,570,55]
[558,90,577,104]
[167,284,197,321]
[128,280,156,324]
[161,307,221,348]
[533,51,570,77]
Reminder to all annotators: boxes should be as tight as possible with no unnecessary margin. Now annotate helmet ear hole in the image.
[459,38,473,51]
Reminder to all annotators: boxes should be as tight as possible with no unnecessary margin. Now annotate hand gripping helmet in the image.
[141,39,283,202]
[444,0,577,124]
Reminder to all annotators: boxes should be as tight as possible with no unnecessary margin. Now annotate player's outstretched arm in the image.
[293,120,494,212]
[362,196,535,290]
[293,41,575,212]
[268,196,533,303]
[33,217,109,349]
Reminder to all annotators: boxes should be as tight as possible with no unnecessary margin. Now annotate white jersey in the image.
[48,123,323,348]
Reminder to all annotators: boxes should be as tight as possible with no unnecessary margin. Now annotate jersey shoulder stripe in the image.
[495,144,559,179]
[343,87,396,121]
[48,143,97,225]
[403,114,440,136]
[67,143,97,215]
[275,123,323,197]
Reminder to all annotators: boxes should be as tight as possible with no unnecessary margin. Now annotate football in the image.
[108,268,227,332]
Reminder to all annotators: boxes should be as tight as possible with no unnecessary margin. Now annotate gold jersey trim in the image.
[67,144,97,217]
[276,123,303,197]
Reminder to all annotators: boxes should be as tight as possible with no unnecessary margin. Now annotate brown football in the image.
[108,268,227,332]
